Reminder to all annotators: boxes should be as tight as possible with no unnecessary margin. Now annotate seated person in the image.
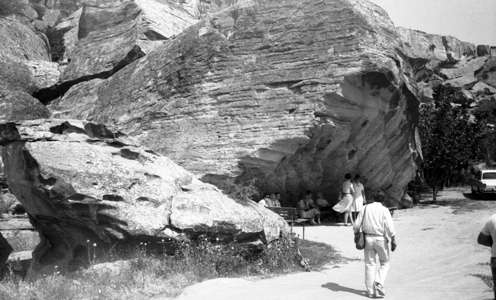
[297,191,321,224]
[272,193,282,207]
[315,192,330,208]
[258,194,273,207]
[258,195,269,207]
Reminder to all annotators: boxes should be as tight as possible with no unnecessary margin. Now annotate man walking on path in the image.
[478,214,496,300]
[353,192,397,298]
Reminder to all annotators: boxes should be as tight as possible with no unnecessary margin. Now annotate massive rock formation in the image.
[397,28,496,165]
[0,119,287,273]
[397,27,495,101]
[0,16,52,200]
[0,17,59,92]
[35,0,197,102]
[0,17,52,123]
[50,0,420,205]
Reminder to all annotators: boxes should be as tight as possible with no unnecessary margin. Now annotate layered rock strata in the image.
[35,0,197,102]
[397,28,496,165]
[0,17,59,99]
[50,0,420,205]
[0,119,287,273]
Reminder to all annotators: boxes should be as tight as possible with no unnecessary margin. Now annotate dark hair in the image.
[344,173,352,180]
[305,190,312,195]
[373,191,386,203]
[354,174,361,180]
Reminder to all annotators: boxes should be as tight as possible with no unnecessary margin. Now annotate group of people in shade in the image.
[257,173,368,226]
[292,173,366,225]
[258,173,396,298]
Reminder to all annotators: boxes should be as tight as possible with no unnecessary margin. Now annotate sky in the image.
[369,0,496,45]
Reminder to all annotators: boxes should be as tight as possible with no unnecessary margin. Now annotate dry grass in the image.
[0,237,338,300]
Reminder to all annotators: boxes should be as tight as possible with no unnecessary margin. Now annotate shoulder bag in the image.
[354,205,367,250]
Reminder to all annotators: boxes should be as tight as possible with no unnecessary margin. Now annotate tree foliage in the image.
[418,85,484,199]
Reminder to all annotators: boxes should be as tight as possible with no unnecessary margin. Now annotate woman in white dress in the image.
[351,174,366,220]
[332,173,355,225]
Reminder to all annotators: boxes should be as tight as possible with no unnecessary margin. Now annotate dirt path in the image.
[175,190,494,300]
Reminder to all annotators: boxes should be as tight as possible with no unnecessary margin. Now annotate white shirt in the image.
[481,214,496,257]
[354,202,396,239]
[353,182,364,199]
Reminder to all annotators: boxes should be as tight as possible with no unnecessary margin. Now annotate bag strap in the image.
[360,205,367,231]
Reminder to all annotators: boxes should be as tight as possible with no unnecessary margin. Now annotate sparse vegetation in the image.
[0,237,339,300]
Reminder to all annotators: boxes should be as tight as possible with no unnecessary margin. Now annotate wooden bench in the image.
[268,207,312,240]
[388,206,398,217]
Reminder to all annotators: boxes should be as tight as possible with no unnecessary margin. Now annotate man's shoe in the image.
[367,292,376,298]
[374,282,385,298]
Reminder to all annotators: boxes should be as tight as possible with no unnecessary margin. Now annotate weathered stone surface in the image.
[0,119,287,273]
[49,8,82,64]
[0,18,50,62]
[57,0,196,83]
[397,26,495,102]
[0,217,39,252]
[0,88,50,122]
[50,0,420,205]
[42,8,61,27]
[398,27,476,63]
[476,57,496,88]
[0,17,59,92]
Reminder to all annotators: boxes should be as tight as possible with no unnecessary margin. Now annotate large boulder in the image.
[0,17,60,92]
[49,0,420,205]
[54,0,196,81]
[35,0,197,103]
[0,119,287,274]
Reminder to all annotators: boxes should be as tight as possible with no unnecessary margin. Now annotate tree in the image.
[418,85,484,201]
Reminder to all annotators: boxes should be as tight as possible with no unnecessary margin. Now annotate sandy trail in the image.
[175,191,494,300]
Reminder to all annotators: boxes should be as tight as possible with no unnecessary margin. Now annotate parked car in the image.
[471,169,496,194]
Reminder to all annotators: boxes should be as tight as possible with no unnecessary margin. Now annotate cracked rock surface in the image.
[0,119,287,274]
[50,0,420,204]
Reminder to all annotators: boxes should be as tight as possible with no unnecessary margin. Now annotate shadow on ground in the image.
[418,192,496,214]
[463,193,496,201]
[321,282,367,298]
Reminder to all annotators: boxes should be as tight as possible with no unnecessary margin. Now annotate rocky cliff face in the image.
[0,119,287,274]
[396,28,496,164]
[49,0,420,205]
[0,17,52,121]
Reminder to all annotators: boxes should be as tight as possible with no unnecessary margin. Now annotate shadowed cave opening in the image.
[201,71,418,209]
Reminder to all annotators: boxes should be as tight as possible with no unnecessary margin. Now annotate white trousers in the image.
[364,236,390,294]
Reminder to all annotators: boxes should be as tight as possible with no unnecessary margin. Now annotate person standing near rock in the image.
[478,214,496,300]
[333,173,355,225]
[353,192,397,298]
[351,174,366,220]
